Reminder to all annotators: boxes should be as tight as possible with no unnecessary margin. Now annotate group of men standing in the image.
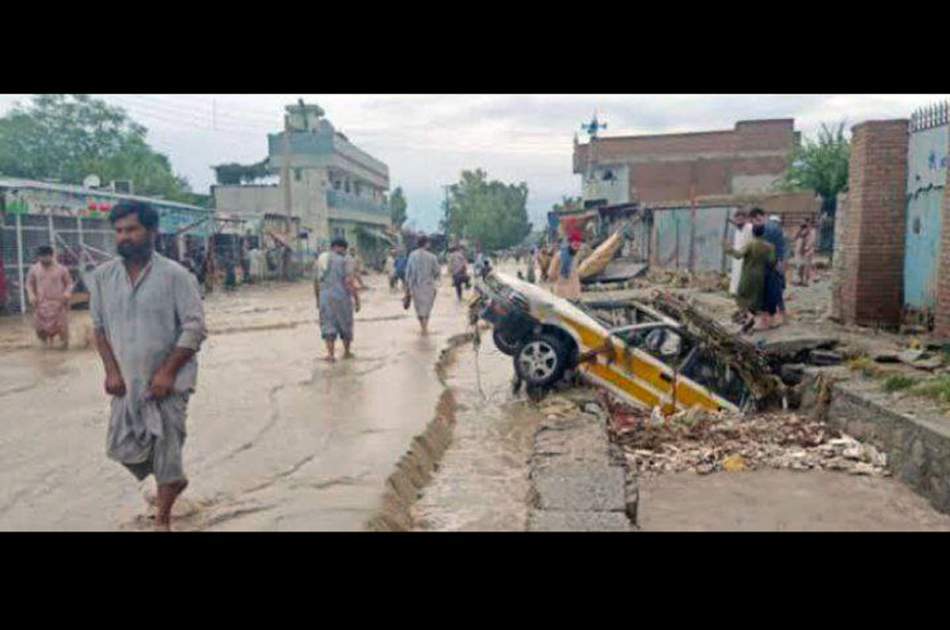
[725,207,818,332]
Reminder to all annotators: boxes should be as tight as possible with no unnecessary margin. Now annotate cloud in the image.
[2,93,948,232]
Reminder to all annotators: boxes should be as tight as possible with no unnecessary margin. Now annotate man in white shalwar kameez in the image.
[729,210,753,296]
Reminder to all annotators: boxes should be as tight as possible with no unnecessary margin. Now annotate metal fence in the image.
[903,101,948,312]
[1,213,115,314]
[650,206,735,272]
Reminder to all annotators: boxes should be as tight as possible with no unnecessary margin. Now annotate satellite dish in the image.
[83,175,101,189]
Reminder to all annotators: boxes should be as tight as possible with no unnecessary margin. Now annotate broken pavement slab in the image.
[528,394,635,531]
[532,465,627,512]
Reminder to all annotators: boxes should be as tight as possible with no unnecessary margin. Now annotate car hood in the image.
[491,272,608,337]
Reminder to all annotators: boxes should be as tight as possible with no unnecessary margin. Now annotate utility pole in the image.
[282,105,293,217]
[442,184,454,240]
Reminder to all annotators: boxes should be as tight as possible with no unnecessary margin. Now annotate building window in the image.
[345,180,351,194]
[334,180,341,190]
[294,169,302,182]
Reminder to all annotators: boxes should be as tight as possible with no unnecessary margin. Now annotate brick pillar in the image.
[936,171,950,339]
[833,120,909,328]
[830,192,848,322]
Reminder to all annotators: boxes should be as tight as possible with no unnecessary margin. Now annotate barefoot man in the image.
[404,235,440,335]
[26,245,74,349]
[90,201,206,531]
[317,237,360,361]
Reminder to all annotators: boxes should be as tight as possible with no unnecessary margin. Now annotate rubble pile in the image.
[643,269,727,293]
[599,393,889,478]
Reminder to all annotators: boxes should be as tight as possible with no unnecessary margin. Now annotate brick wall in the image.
[833,120,909,328]
[936,172,950,338]
[576,120,796,202]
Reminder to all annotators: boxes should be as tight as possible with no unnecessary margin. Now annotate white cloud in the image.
[1,93,947,231]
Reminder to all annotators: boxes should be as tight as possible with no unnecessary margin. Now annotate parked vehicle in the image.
[469,272,754,414]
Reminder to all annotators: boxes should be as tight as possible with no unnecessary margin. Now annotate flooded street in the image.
[412,340,543,531]
[0,273,471,531]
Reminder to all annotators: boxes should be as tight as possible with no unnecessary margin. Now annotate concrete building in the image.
[212,102,392,251]
[573,119,800,207]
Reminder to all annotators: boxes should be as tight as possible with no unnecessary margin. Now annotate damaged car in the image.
[470,272,770,414]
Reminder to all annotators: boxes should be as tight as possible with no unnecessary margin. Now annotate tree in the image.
[778,121,850,215]
[389,186,408,229]
[441,169,532,250]
[551,195,583,214]
[0,94,195,203]
[212,160,271,185]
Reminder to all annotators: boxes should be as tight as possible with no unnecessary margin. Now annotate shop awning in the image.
[356,226,396,245]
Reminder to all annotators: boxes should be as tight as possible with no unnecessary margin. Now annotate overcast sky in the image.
[1,94,948,231]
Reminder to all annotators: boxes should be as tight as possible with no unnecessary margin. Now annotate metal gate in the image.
[0,213,115,314]
[904,103,948,312]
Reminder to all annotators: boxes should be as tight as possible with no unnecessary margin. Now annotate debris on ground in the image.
[651,291,785,406]
[597,391,889,479]
[809,349,843,366]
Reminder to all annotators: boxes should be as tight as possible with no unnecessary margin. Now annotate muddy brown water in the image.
[0,275,472,531]
[412,341,543,531]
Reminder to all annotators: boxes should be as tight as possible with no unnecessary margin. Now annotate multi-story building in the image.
[573,119,800,207]
[213,102,392,252]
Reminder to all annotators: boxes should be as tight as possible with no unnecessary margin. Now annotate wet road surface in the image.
[0,274,470,531]
[412,341,543,531]
[637,470,950,531]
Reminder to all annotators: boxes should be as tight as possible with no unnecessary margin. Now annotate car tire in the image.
[493,328,522,356]
[514,333,569,388]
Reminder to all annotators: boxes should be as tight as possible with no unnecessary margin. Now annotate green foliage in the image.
[778,121,850,213]
[882,374,918,393]
[552,195,583,214]
[911,376,950,405]
[441,169,532,251]
[389,186,408,229]
[212,160,270,185]
[0,94,195,203]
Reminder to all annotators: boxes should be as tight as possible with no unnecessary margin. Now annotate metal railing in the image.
[1,213,116,314]
[326,189,389,216]
[910,101,950,132]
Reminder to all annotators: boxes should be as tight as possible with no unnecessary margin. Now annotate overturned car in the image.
[470,272,783,415]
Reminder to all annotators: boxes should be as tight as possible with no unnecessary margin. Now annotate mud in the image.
[411,341,544,531]
[0,273,472,531]
[637,469,950,531]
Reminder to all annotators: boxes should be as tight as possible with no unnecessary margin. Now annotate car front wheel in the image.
[514,333,569,388]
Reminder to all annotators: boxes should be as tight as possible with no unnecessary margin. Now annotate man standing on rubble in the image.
[90,201,206,531]
[793,218,817,286]
[728,210,752,297]
[750,208,787,327]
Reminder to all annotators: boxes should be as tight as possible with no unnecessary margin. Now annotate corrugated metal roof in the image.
[0,176,211,213]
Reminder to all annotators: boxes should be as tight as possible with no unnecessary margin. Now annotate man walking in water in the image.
[90,201,206,531]
[405,234,441,334]
[26,245,74,349]
[447,244,469,301]
[317,237,360,361]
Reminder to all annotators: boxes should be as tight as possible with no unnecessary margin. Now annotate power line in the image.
[106,95,275,137]
[123,94,282,128]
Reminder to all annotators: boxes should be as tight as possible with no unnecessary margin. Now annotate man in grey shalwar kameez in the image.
[404,235,441,335]
[317,238,360,361]
[90,201,206,531]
